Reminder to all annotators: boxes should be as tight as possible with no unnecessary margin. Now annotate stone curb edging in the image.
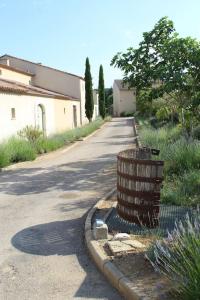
[84,188,142,300]
[0,121,109,172]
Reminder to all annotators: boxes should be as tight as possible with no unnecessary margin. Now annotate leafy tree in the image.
[111,17,200,134]
[111,17,176,90]
[136,89,154,117]
[85,57,94,122]
[98,65,106,119]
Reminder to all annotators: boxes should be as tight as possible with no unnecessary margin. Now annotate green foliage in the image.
[140,126,182,150]
[0,145,11,167]
[193,125,200,140]
[98,65,106,119]
[120,111,135,117]
[18,125,43,144]
[163,139,200,175]
[111,16,200,134]
[8,138,37,162]
[111,17,176,90]
[74,117,103,136]
[162,170,200,206]
[85,57,94,122]
[140,127,200,175]
[148,214,200,299]
[136,89,154,116]
[140,125,200,206]
[35,137,64,154]
[0,137,37,165]
[105,88,113,114]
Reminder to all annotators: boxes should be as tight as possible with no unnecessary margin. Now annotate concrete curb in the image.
[84,188,145,300]
[0,121,109,172]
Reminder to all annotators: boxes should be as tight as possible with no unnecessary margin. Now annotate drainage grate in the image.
[106,205,196,236]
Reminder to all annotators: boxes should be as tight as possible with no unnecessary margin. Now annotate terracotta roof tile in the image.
[0,78,78,101]
[0,63,34,76]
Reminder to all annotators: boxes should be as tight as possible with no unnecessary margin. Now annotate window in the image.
[11,108,16,119]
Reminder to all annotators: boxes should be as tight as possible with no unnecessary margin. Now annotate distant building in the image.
[0,54,98,141]
[93,89,99,119]
[113,79,136,116]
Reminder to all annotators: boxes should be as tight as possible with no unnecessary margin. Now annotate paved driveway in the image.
[0,118,133,300]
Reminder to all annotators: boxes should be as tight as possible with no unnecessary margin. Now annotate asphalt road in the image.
[0,118,133,300]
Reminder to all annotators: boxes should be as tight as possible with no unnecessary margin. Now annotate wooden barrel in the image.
[117,148,164,228]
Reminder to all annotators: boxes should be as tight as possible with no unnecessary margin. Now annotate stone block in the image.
[93,224,108,240]
[107,240,145,255]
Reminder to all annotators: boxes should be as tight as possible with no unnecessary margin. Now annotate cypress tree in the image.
[84,57,94,122]
[98,65,105,119]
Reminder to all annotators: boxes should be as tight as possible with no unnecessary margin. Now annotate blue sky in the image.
[1,0,200,87]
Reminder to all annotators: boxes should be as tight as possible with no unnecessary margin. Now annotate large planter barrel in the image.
[117,148,164,228]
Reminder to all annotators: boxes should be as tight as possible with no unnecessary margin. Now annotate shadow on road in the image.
[0,154,117,196]
[11,215,122,299]
[12,217,86,256]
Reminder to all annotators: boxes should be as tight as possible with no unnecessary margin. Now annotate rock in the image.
[107,240,146,255]
[112,233,130,241]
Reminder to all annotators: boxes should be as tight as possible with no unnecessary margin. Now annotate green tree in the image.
[98,65,106,119]
[85,57,94,122]
[105,87,113,114]
[111,17,200,134]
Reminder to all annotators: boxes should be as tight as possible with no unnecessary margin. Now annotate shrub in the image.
[147,214,200,300]
[120,111,135,117]
[0,144,11,167]
[140,125,200,206]
[140,126,182,149]
[161,170,200,206]
[6,138,36,163]
[163,139,200,175]
[140,127,200,175]
[193,125,200,140]
[18,126,43,144]
[35,137,64,153]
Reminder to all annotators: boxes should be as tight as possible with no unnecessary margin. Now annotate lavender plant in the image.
[147,214,200,299]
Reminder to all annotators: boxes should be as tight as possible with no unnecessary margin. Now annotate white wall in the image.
[118,90,136,115]
[54,99,81,132]
[113,81,136,116]
[0,92,55,141]
[113,81,120,116]
[79,80,88,125]
[92,90,99,120]
[0,67,32,85]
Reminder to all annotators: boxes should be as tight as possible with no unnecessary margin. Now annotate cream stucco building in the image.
[113,79,136,116]
[93,89,99,120]
[0,54,95,141]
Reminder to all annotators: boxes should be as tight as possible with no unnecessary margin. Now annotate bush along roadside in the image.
[139,124,200,207]
[146,213,200,300]
[0,117,109,168]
